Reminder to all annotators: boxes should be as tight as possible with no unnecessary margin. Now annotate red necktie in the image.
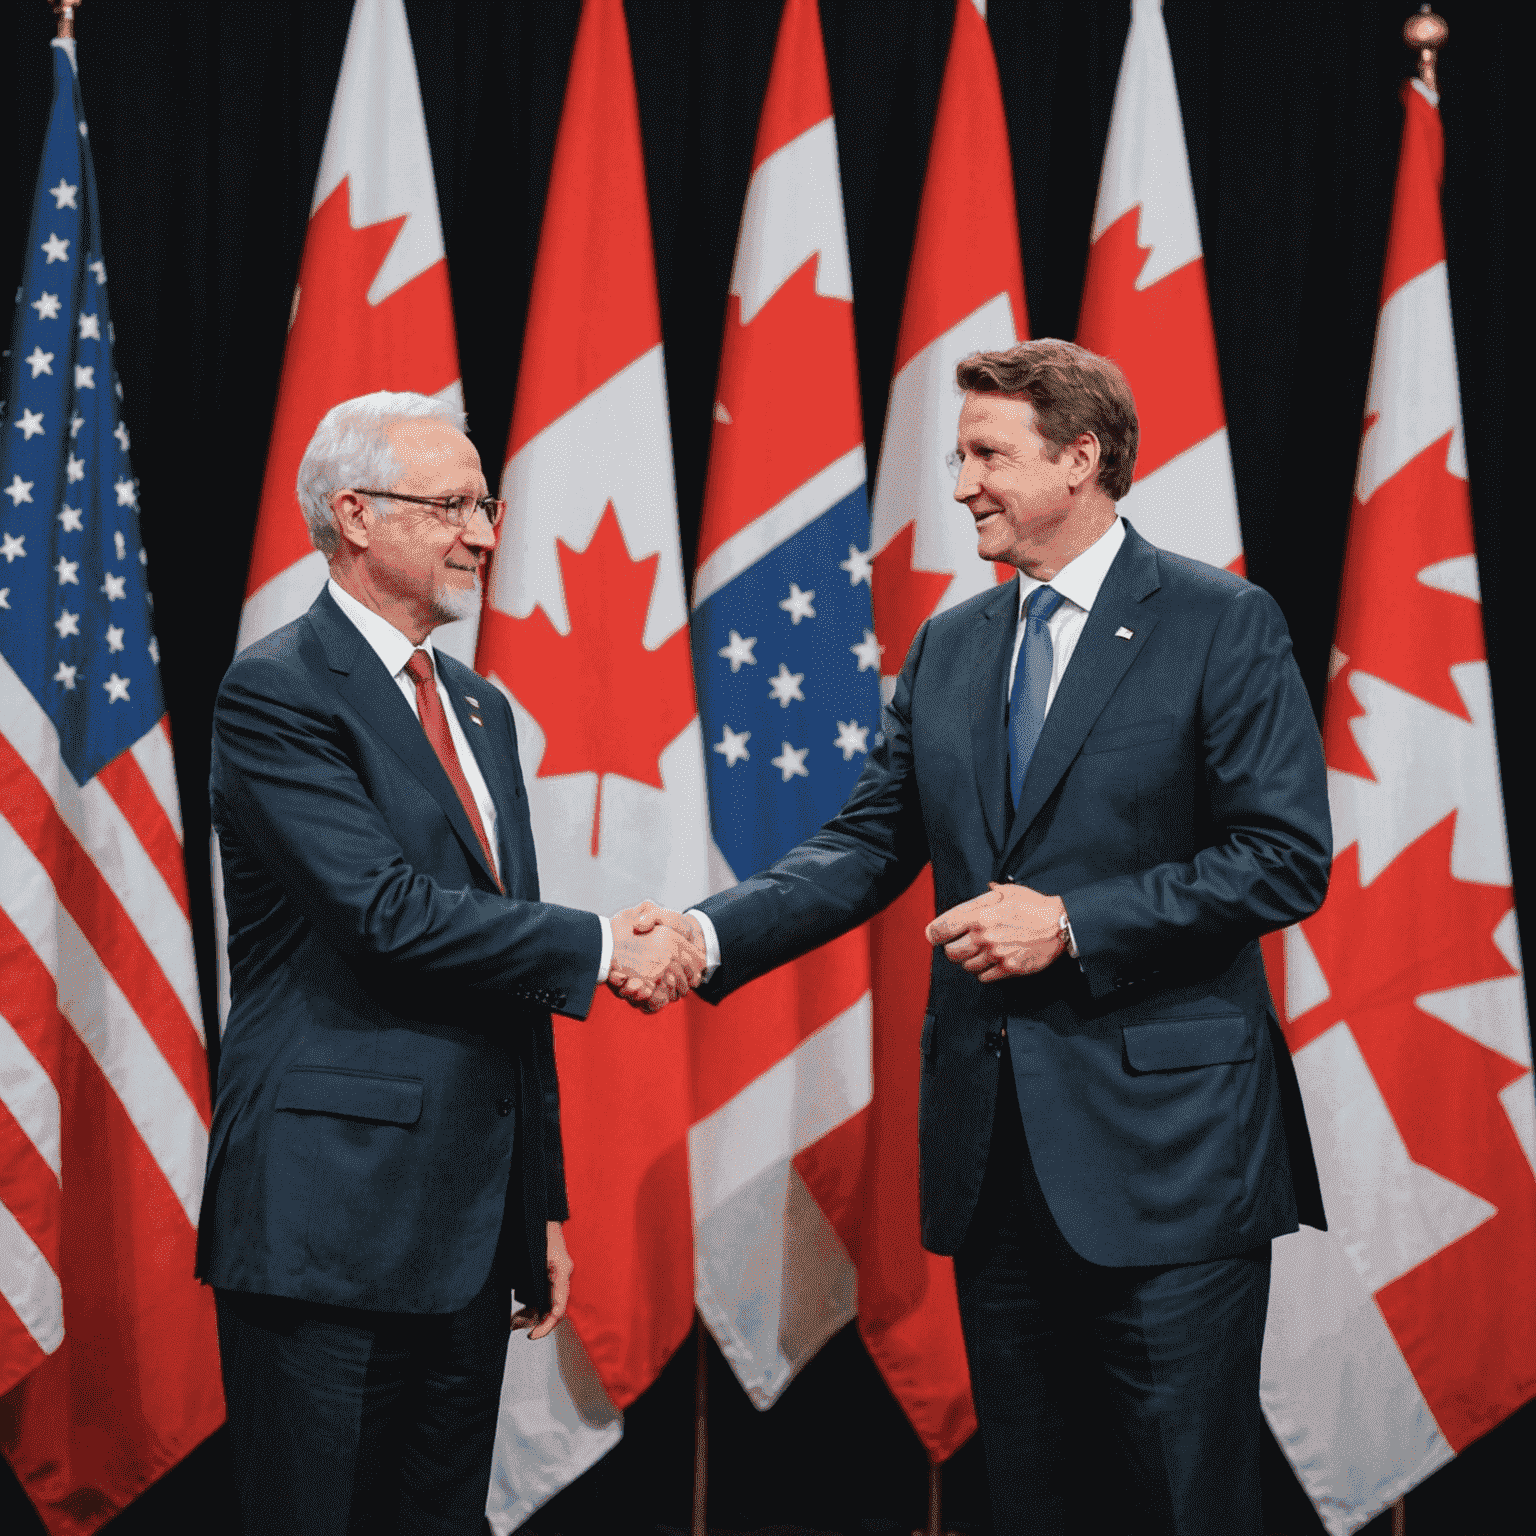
[404,649,501,889]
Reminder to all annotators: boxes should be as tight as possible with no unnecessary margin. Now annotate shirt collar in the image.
[327,576,436,680]
[1015,516,1126,620]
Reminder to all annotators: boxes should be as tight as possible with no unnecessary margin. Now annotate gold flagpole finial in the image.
[1403,5,1448,94]
[51,0,81,40]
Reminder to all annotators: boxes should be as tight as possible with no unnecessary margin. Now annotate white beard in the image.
[432,574,481,625]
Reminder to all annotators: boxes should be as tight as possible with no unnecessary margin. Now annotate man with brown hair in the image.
[668,340,1331,1532]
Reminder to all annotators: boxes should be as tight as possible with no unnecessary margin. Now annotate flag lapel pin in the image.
[1115,626,1134,640]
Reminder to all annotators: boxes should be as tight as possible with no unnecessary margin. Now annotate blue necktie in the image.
[1008,585,1064,810]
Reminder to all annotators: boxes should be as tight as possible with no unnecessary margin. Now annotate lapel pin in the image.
[464,694,480,708]
[470,714,484,727]
[1115,626,1134,640]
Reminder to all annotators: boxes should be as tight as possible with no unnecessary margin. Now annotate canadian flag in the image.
[234,0,464,660]
[687,0,882,1417]
[1258,76,1535,1534]
[1076,0,1242,572]
[473,0,708,1526]
[216,0,465,1026]
[861,0,1027,1460]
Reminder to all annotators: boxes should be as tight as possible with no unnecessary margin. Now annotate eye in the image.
[442,495,470,517]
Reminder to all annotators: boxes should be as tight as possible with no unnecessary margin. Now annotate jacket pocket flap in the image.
[1123,1014,1253,1072]
[1082,715,1174,755]
[275,1068,424,1125]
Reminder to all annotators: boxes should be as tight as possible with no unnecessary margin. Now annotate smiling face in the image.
[952,392,1086,573]
[332,417,495,642]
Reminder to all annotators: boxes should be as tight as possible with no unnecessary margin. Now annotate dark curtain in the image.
[1,2,1522,1532]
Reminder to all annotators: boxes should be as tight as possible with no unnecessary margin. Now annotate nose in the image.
[953,454,980,504]
[460,507,498,550]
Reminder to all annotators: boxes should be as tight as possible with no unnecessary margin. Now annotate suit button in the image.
[983,1030,1003,1057]
[497,1098,513,1117]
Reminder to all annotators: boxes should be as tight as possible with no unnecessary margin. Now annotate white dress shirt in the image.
[690,520,1127,977]
[326,579,616,983]
[1007,516,1125,705]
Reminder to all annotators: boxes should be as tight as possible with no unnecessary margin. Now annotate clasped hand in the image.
[925,881,1067,982]
[606,901,707,1012]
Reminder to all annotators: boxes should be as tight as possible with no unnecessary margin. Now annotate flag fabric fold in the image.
[859,0,1029,1462]
[475,0,707,1525]
[687,0,882,1414]
[1075,0,1243,572]
[1259,75,1534,1536]
[0,36,222,1536]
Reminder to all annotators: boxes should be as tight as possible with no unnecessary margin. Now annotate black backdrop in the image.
[1,2,1525,1532]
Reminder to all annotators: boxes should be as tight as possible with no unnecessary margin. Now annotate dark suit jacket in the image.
[199,587,602,1314]
[697,522,1330,1268]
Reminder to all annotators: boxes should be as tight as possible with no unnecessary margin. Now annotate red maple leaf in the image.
[1280,820,1515,1058]
[1267,820,1536,1446]
[246,180,460,596]
[1075,208,1227,483]
[476,503,695,855]
[870,522,956,679]
[1324,433,1484,779]
[698,257,864,561]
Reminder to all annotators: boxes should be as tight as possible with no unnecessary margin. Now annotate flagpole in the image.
[51,0,81,39]
[915,1457,957,1536]
[1403,5,1448,94]
[692,1310,709,1536]
[1384,4,1446,1515]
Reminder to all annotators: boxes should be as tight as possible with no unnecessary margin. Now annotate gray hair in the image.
[296,390,468,557]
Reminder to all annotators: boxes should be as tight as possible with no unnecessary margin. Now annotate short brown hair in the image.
[955,340,1139,501]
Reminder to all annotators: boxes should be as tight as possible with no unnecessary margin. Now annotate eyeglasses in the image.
[351,489,506,530]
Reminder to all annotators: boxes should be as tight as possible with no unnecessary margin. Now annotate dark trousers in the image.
[954,1048,1271,1536]
[215,1256,512,1536]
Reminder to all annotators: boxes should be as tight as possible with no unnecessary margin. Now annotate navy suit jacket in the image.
[198,587,602,1314]
[697,522,1330,1267]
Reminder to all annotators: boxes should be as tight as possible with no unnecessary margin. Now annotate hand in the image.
[511,1221,573,1340]
[925,882,1067,982]
[607,902,706,1012]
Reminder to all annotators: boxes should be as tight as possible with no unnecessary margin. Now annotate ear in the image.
[330,489,371,552]
[1066,432,1102,490]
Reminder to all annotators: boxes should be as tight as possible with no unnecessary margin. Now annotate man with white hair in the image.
[199,391,703,1534]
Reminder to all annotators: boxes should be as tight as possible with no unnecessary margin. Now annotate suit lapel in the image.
[1000,525,1163,871]
[970,580,1019,857]
[309,590,501,890]
[441,660,520,888]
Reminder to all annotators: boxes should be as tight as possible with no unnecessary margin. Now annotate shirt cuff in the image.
[597,914,614,985]
[686,908,721,979]
[1059,909,1078,959]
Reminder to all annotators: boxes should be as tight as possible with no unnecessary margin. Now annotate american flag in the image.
[693,490,882,872]
[686,0,883,1411]
[0,37,221,1536]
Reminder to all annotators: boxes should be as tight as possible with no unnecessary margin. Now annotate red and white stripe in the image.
[1,655,221,1536]
[684,0,875,1415]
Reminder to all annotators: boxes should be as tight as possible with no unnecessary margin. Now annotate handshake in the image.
[602,879,1073,1015]
[605,902,709,1013]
